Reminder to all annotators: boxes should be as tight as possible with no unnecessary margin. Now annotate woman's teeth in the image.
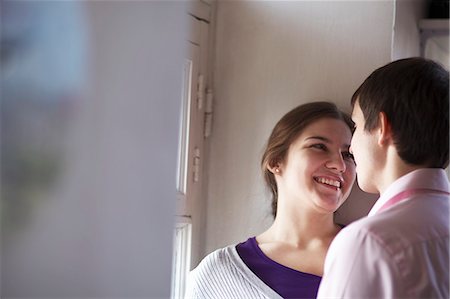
[316,177,341,188]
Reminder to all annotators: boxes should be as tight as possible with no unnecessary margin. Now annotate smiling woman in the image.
[185,101,356,299]
[261,102,356,219]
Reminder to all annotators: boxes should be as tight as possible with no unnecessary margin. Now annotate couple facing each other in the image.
[186,57,449,299]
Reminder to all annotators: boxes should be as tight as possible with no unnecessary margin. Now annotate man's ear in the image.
[378,112,392,146]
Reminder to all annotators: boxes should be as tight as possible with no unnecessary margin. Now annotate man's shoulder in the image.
[334,214,400,253]
[339,215,383,237]
[338,199,449,253]
[344,193,448,232]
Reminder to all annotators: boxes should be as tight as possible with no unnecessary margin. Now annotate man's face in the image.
[350,101,381,194]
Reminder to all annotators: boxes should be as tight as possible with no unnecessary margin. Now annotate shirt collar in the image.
[368,168,450,216]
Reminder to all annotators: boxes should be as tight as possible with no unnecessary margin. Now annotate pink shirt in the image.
[318,168,450,298]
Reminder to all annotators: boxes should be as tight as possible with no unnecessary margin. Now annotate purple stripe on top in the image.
[236,237,321,299]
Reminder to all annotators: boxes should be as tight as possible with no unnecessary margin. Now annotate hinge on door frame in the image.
[204,89,213,138]
[193,147,200,183]
[197,74,204,110]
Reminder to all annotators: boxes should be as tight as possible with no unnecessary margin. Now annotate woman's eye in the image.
[342,151,355,161]
[311,144,327,151]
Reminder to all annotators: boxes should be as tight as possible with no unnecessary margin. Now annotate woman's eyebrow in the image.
[305,136,330,143]
[305,136,350,149]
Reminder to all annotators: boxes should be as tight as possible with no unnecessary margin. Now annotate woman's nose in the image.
[326,152,346,172]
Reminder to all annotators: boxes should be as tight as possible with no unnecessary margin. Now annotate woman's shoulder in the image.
[192,245,236,274]
[185,245,240,298]
[186,242,284,299]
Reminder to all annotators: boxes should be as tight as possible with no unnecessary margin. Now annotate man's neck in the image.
[377,151,425,194]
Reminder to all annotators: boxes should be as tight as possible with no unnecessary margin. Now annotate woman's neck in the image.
[258,209,339,248]
[255,209,340,276]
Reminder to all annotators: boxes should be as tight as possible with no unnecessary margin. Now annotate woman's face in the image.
[275,117,356,214]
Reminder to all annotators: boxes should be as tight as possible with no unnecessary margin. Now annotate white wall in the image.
[392,0,427,60]
[203,1,395,256]
[1,2,187,297]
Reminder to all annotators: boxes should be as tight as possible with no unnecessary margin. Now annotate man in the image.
[317,57,449,298]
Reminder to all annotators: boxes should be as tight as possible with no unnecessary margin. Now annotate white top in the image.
[317,168,450,298]
[185,245,283,299]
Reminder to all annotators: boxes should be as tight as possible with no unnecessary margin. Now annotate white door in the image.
[172,9,211,297]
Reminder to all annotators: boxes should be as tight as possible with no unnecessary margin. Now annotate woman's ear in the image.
[377,111,393,146]
[268,162,282,175]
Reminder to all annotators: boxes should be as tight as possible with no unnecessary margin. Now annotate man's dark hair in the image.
[351,57,449,168]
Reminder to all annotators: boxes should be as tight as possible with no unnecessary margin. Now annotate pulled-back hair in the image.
[261,101,353,218]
